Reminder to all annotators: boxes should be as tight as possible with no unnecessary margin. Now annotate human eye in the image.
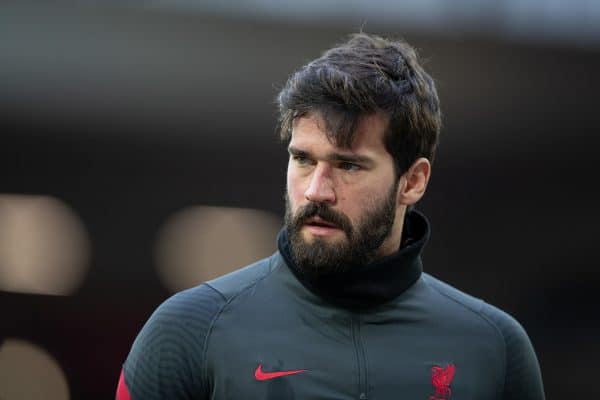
[339,161,361,172]
[292,154,311,165]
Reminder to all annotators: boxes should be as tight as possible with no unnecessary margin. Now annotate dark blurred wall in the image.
[1,5,599,399]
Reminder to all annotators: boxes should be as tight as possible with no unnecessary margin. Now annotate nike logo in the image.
[254,364,307,381]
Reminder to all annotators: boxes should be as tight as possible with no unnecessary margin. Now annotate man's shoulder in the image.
[421,273,532,344]
[419,274,544,398]
[139,283,226,341]
[205,252,279,301]
[142,253,278,329]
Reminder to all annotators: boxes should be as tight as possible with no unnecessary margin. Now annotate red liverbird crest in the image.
[429,363,456,400]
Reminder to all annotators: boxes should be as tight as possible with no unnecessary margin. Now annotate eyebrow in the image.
[288,146,374,165]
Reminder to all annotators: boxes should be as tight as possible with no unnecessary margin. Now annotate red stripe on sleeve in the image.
[116,369,132,400]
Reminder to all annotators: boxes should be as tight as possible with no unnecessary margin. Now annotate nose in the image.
[304,164,336,203]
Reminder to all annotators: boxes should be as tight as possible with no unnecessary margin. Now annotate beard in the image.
[284,182,399,277]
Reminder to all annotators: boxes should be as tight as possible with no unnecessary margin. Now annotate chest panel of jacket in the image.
[207,269,360,400]
[206,264,504,400]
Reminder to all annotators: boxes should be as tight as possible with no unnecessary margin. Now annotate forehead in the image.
[290,112,389,155]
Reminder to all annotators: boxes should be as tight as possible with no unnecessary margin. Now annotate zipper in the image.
[351,315,368,400]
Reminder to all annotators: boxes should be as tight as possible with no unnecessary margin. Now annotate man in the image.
[117,33,545,399]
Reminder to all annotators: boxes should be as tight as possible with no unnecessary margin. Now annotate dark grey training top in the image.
[119,210,545,400]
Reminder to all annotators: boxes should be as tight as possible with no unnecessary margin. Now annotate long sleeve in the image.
[482,303,545,400]
[117,284,226,400]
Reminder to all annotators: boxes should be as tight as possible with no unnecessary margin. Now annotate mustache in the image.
[293,202,353,235]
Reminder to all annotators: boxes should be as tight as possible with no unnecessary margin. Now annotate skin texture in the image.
[285,112,432,271]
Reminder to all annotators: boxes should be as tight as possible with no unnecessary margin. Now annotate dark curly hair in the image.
[277,32,441,177]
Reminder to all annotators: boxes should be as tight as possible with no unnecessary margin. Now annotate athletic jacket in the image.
[117,210,545,400]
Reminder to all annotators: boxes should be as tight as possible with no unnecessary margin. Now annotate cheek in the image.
[340,196,363,222]
[339,182,388,220]
[286,169,305,203]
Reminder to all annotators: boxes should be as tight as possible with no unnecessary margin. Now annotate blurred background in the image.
[1,1,599,398]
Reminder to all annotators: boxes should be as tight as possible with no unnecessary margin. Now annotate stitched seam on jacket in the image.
[423,277,507,400]
[201,255,279,392]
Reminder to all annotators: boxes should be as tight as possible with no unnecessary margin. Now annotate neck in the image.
[278,208,429,309]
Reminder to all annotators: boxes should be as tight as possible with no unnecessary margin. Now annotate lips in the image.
[304,216,339,229]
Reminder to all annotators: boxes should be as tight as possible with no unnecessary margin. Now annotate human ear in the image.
[397,158,431,205]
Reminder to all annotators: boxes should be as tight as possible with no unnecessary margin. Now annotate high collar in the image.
[277,209,430,310]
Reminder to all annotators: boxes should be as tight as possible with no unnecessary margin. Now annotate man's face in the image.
[285,112,404,276]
